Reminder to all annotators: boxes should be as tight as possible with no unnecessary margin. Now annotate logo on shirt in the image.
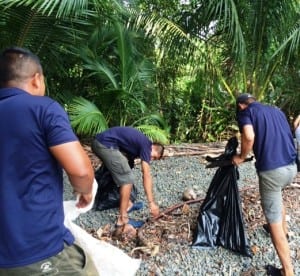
[40,261,59,274]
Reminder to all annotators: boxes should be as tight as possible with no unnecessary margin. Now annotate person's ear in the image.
[30,72,45,96]
[237,102,245,110]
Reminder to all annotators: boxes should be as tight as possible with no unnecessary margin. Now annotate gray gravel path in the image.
[64,154,300,276]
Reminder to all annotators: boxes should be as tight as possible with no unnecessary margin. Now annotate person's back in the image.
[0,47,97,275]
[237,101,295,171]
[95,126,152,162]
[0,88,76,267]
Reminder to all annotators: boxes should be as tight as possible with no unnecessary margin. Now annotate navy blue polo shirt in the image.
[0,88,78,268]
[237,102,296,171]
[95,126,152,163]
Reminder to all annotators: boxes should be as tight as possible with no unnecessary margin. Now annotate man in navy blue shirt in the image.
[0,47,97,275]
[232,93,297,276]
[92,127,164,229]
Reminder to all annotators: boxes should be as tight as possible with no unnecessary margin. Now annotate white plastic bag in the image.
[64,179,141,276]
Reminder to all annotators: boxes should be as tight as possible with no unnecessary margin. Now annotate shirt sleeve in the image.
[139,141,152,163]
[237,109,253,132]
[44,101,78,147]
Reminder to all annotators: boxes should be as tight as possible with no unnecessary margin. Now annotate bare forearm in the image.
[240,138,253,160]
[143,173,154,203]
[141,161,160,217]
[141,161,155,202]
[294,115,300,130]
[143,169,159,217]
[50,141,94,194]
[240,125,254,160]
[68,171,94,194]
[232,125,254,166]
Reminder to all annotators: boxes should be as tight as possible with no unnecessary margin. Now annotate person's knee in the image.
[120,183,133,192]
[262,202,282,223]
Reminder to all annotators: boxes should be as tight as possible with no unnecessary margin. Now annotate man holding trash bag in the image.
[232,93,297,276]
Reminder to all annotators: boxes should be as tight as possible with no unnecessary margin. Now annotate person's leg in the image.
[265,204,289,237]
[91,140,143,227]
[107,154,135,226]
[268,220,293,276]
[281,204,288,236]
[117,183,132,225]
[92,140,131,211]
[259,163,297,276]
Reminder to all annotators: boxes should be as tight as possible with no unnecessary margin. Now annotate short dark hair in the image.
[236,93,256,104]
[153,142,165,159]
[0,47,43,88]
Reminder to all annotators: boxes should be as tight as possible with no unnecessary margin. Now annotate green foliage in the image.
[66,16,161,128]
[0,0,299,144]
[135,125,170,145]
[0,0,123,18]
[68,97,108,137]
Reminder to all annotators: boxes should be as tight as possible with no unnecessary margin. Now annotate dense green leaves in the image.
[0,0,122,17]
[0,0,299,143]
[135,125,169,145]
[68,97,108,136]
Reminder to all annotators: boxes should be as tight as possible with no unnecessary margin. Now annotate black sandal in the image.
[265,264,282,276]
[263,223,270,233]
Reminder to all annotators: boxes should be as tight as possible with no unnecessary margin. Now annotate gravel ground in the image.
[64,152,300,276]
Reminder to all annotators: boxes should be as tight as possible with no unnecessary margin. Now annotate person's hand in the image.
[232,154,245,166]
[76,192,93,208]
[149,201,159,217]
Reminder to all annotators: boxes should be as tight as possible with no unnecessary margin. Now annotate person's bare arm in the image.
[141,160,159,217]
[232,125,255,165]
[293,115,300,131]
[50,141,94,208]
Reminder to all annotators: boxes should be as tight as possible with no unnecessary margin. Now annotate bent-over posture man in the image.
[92,126,164,228]
[0,47,98,275]
[232,93,297,276]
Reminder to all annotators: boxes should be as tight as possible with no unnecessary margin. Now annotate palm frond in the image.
[271,21,300,61]
[83,60,119,89]
[68,97,108,137]
[135,125,169,145]
[132,114,169,132]
[0,0,123,18]
[128,9,194,61]
[205,0,246,64]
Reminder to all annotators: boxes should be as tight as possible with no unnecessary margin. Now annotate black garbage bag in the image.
[296,153,300,172]
[93,164,138,211]
[205,136,238,164]
[192,137,252,257]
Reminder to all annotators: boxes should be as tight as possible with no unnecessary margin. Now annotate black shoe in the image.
[265,264,282,276]
[263,223,270,233]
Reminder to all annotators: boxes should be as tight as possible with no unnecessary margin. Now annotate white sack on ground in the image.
[63,179,141,276]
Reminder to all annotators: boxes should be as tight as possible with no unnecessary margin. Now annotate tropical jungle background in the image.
[1,0,299,144]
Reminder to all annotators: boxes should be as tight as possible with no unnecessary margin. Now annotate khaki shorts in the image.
[258,163,297,223]
[92,139,134,186]
[0,243,98,276]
